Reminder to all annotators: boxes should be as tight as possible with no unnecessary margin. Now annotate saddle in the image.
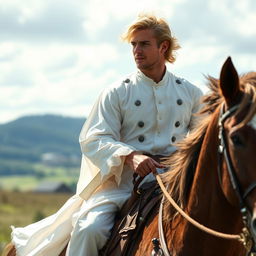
[99,176,162,256]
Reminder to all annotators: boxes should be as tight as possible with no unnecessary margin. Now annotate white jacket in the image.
[77,69,203,199]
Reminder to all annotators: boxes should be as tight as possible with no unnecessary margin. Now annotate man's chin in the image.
[136,63,147,70]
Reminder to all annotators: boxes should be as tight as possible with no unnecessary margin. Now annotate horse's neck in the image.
[168,115,244,256]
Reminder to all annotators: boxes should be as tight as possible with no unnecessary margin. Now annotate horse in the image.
[128,57,256,256]
[3,57,256,256]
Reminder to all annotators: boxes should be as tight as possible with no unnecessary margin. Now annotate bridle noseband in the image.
[218,102,256,254]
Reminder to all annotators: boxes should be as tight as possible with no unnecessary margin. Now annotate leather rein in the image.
[155,102,256,255]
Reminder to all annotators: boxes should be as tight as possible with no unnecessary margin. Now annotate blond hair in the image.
[122,13,181,63]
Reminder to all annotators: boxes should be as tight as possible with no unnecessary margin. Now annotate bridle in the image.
[218,102,256,254]
[154,102,256,256]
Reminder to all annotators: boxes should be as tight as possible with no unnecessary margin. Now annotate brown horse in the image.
[3,57,256,256]
[130,57,256,256]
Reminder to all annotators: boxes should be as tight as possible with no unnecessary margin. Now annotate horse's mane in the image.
[163,72,256,219]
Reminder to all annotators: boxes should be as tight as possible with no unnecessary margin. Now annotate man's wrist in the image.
[124,151,137,165]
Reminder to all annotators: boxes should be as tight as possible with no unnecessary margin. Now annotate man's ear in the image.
[160,40,169,54]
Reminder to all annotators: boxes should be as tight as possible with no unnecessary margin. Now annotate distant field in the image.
[0,174,78,191]
[0,190,72,254]
[0,165,80,191]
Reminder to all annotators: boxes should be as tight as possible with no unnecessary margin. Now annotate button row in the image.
[124,78,182,85]
[134,99,182,106]
[138,135,177,143]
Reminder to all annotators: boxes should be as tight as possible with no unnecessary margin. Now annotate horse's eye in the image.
[230,134,244,147]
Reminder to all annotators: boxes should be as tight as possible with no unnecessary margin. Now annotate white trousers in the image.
[67,202,117,255]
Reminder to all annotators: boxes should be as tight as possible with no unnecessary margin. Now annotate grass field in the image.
[0,165,80,192]
[0,190,71,254]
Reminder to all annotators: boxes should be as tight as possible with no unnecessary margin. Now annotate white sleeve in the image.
[79,87,136,185]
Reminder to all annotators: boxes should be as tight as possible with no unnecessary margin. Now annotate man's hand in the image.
[124,152,166,177]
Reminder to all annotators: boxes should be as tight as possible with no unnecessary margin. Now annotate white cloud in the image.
[208,0,256,37]
[0,0,255,123]
[0,40,121,122]
[82,0,183,39]
[175,43,228,68]
[0,41,119,85]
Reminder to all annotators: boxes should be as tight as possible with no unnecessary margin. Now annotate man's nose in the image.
[133,45,142,54]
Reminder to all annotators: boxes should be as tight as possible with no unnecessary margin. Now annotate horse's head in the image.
[218,57,256,251]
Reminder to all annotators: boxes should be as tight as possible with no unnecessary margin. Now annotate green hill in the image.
[0,114,85,176]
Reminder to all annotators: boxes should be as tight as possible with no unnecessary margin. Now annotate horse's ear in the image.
[219,57,240,106]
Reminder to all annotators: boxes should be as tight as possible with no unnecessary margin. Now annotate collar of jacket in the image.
[136,68,169,87]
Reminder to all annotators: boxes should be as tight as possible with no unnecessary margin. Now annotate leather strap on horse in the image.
[154,173,245,242]
[158,197,171,256]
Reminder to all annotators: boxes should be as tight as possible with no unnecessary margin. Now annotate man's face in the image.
[130,29,166,72]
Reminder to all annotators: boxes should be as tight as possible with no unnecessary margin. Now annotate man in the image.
[10,14,202,256]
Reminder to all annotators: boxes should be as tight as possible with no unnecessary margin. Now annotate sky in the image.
[0,0,255,124]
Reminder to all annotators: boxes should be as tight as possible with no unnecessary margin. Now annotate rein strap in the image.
[154,173,243,241]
